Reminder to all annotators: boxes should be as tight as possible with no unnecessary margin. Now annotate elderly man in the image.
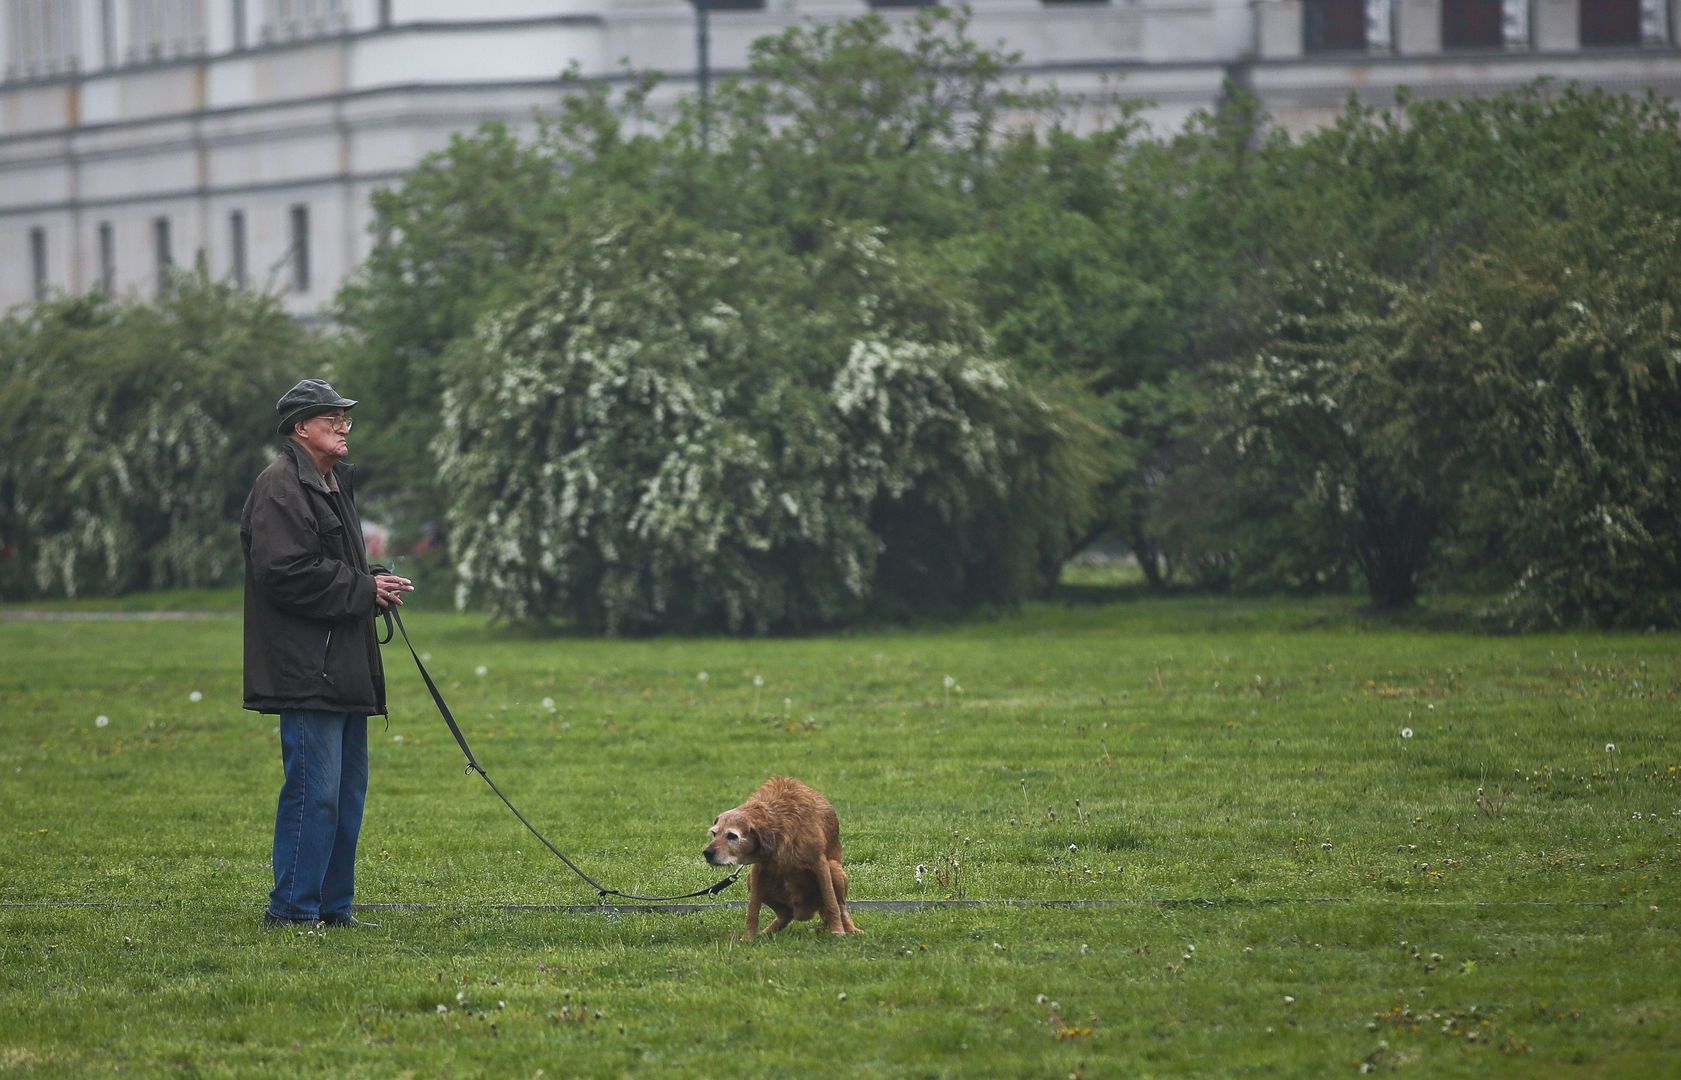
[243,378,413,929]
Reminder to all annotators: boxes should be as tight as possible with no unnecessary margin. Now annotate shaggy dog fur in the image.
[704,776,861,940]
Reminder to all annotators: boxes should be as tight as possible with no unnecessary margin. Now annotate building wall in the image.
[2,0,1678,315]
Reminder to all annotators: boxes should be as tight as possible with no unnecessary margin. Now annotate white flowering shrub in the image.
[436,219,1098,633]
[0,275,318,598]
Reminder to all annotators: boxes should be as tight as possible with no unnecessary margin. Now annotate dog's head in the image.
[704,807,776,866]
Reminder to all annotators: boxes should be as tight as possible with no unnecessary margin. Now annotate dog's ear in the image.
[753,825,777,857]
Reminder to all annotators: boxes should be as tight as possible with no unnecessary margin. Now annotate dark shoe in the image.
[262,910,320,929]
[320,913,380,929]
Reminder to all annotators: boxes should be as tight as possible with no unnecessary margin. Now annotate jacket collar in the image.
[282,438,354,495]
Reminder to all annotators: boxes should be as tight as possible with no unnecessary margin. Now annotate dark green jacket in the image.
[240,440,387,716]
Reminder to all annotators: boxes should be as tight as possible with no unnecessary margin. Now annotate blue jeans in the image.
[269,710,369,921]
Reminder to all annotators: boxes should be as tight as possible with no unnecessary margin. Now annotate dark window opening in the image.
[153,216,173,293]
[1306,0,1367,52]
[1581,0,1641,46]
[289,204,310,293]
[30,227,48,301]
[1443,0,1502,48]
[229,210,248,291]
[98,222,115,293]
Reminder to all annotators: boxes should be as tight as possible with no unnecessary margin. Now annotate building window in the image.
[289,204,310,293]
[127,0,208,61]
[29,227,48,301]
[1442,0,1502,48]
[153,216,173,293]
[259,0,347,43]
[98,221,116,293]
[1581,0,1641,46]
[6,0,82,77]
[1305,0,1367,51]
[102,0,117,66]
[229,210,248,290]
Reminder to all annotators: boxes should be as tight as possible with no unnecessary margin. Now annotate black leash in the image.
[378,605,745,903]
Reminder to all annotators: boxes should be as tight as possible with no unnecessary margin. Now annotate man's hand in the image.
[374,574,415,610]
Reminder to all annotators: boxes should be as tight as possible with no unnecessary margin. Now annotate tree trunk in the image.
[1352,485,1438,609]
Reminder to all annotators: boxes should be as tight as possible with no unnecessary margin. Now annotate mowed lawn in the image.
[1,587,1677,1077]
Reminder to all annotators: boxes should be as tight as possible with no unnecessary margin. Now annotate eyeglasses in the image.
[313,415,354,432]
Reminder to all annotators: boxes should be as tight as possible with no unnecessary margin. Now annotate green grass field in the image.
[2,586,1677,1077]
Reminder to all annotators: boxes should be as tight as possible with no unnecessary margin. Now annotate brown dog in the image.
[704,776,861,940]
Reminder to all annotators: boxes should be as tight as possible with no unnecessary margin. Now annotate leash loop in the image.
[383,605,743,903]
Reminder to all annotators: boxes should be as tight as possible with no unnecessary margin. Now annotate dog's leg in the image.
[743,867,763,942]
[831,860,861,934]
[814,859,849,935]
[765,903,793,935]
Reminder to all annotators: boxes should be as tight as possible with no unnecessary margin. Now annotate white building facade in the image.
[2,0,1678,315]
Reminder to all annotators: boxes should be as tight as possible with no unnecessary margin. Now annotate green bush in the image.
[434,217,1100,633]
[0,274,322,598]
[1400,213,1681,627]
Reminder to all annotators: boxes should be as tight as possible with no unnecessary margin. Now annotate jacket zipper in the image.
[320,629,334,683]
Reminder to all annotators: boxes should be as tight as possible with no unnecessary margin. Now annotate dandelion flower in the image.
[914,864,927,884]
[541,697,555,710]
[1605,743,1616,753]
[95,715,110,728]
[475,665,488,677]
[1068,844,1078,853]
[944,675,956,690]
[753,675,764,688]
[837,992,847,1001]
[697,672,709,685]
[188,690,203,703]
[1401,727,1413,739]
[436,1004,448,1015]
[392,734,404,744]
[1284,995,1296,1005]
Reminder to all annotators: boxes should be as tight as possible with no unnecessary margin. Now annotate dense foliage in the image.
[346,9,1107,631]
[0,273,323,598]
[1398,213,1681,628]
[435,216,1099,632]
[1187,87,1681,622]
[335,25,1681,629]
[9,11,1678,628]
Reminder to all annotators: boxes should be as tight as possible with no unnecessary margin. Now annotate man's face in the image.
[297,410,351,463]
